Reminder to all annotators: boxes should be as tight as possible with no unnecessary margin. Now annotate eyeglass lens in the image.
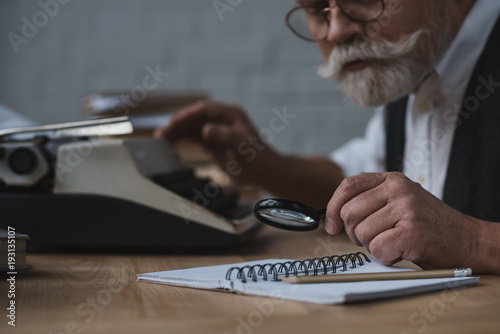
[288,0,384,41]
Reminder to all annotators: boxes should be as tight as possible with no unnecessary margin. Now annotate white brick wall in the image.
[0,0,374,155]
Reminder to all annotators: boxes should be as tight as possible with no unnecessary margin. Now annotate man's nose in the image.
[325,7,363,45]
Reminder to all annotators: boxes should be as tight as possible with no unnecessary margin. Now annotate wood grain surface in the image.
[1,226,499,334]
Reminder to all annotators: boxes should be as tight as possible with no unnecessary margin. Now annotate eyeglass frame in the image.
[285,0,386,42]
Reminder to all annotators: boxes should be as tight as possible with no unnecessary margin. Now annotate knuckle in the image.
[354,225,370,246]
[182,101,207,117]
[339,204,354,224]
[339,176,359,194]
[386,172,402,185]
[386,172,409,193]
[196,100,210,108]
[399,195,419,218]
[187,100,208,113]
[326,199,337,214]
[202,122,214,135]
[399,218,418,236]
[402,212,418,227]
[387,171,405,180]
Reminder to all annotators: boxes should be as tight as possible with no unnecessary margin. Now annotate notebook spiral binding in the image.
[225,252,371,283]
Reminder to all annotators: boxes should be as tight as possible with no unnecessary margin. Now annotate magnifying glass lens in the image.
[258,208,316,227]
[253,199,323,231]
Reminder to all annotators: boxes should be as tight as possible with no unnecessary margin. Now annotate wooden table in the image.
[2,226,500,334]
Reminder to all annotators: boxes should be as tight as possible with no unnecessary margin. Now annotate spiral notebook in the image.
[137,252,479,304]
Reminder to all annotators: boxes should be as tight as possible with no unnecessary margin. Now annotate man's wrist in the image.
[464,216,500,275]
[252,152,290,190]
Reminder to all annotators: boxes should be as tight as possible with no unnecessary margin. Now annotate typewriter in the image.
[0,117,261,250]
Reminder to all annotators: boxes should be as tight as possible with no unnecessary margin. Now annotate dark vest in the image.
[385,15,500,222]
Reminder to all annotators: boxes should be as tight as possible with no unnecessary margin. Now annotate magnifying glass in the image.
[254,198,326,231]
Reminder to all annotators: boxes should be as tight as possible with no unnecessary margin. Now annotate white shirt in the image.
[330,0,500,200]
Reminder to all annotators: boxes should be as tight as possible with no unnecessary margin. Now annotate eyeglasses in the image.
[285,0,385,42]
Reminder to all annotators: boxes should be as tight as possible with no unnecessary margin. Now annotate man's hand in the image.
[325,172,480,270]
[154,100,345,208]
[154,100,278,185]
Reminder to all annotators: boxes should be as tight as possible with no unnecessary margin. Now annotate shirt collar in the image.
[436,0,500,91]
[413,0,500,113]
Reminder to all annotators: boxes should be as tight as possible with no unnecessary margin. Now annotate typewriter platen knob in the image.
[8,148,38,175]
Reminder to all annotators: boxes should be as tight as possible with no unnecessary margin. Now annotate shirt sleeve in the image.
[328,107,386,177]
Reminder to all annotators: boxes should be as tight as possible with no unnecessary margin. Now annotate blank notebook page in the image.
[137,258,479,304]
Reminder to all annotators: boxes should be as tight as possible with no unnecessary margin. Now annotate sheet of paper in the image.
[137,258,479,304]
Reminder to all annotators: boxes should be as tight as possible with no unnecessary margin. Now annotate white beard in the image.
[318,11,454,107]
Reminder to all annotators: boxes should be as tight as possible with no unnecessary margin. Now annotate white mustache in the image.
[318,29,426,79]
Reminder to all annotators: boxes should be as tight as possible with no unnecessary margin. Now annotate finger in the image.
[368,226,409,265]
[326,173,389,235]
[351,202,400,247]
[199,123,249,176]
[153,125,200,142]
[153,103,204,140]
[201,123,244,152]
[340,183,388,244]
[155,101,211,140]
[157,101,243,141]
[208,148,234,172]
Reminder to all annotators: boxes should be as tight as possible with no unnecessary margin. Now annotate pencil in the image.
[281,268,473,284]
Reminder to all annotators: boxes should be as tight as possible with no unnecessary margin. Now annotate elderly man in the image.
[156,0,500,275]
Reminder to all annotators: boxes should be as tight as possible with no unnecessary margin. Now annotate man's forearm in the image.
[256,155,344,209]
